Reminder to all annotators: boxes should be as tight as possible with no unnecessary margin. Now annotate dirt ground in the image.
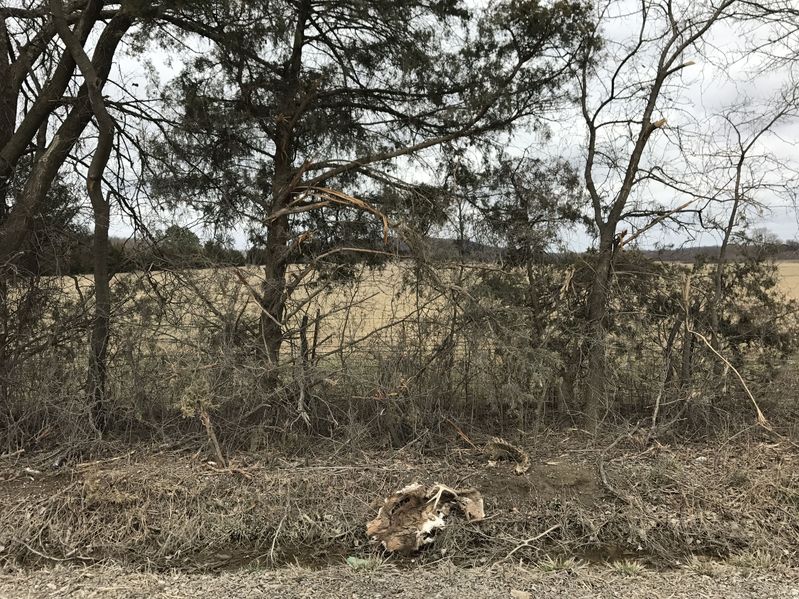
[1,562,797,598]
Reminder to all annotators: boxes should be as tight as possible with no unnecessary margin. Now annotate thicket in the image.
[2,0,799,452]
[2,243,796,451]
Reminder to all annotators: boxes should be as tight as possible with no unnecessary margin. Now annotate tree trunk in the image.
[0,21,16,412]
[260,213,290,364]
[709,189,740,381]
[49,0,122,435]
[583,224,616,429]
[711,199,738,346]
[257,0,310,366]
[0,17,16,222]
[258,118,296,366]
[87,192,110,432]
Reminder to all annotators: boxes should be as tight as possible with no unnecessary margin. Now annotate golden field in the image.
[45,260,799,357]
[777,261,799,299]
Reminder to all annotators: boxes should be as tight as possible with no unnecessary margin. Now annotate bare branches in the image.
[49,0,115,199]
[580,1,736,232]
[0,5,133,263]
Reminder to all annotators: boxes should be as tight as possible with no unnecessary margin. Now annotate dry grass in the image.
[608,559,647,576]
[777,261,799,299]
[535,555,585,573]
[52,260,799,368]
[1,435,797,572]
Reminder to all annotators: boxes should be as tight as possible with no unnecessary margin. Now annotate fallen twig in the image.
[75,451,136,470]
[198,407,227,469]
[501,524,562,562]
[0,449,24,459]
[269,513,287,564]
[445,418,478,450]
[14,539,93,563]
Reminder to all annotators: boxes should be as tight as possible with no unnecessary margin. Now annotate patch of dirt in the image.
[473,461,600,506]
[0,469,73,503]
[0,562,797,598]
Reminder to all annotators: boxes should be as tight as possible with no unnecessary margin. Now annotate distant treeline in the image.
[23,225,246,276]
[23,223,799,277]
[641,241,799,262]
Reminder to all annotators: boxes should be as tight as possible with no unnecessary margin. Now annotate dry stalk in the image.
[596,425,641,503]
[269,513,287,564]
[199,407,227,469]
[445,418,478,450]
[75,451,135,470]
[13,539,92,563]
[688,329,767,426]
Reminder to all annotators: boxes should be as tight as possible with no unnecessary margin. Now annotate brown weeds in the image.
[0,436,796,572]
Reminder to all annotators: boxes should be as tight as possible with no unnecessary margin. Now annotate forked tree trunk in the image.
[50,0,123,434]
[0,12,132,265]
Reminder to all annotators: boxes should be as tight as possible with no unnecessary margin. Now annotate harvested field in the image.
[778,261,799,300]
[54,260,799,352]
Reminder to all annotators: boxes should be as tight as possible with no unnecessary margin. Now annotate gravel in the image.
[1,563,797,599]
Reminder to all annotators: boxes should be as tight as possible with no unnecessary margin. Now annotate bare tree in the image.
[577,0,740,428]
[705,93,799,351]
[0,1,132,264]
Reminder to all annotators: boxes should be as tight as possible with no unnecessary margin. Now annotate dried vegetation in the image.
[1,432,797,572]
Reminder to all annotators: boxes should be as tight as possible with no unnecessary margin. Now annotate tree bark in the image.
[710,186,740,354]
[0,17,16,221]
[257,0,310,365]
[260,213,290,364]
[87,191,111,432]
[583,224,616,429]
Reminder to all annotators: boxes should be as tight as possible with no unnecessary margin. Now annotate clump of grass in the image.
[728,550,785,571]
[535,555,584,573]
[346,555,385,572]
[684,555,722,577]
[647,454,681,486]
[609,559,646,577]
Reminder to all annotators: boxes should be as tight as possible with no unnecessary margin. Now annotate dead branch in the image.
[501,524,561,561]
[688,329,767,426]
